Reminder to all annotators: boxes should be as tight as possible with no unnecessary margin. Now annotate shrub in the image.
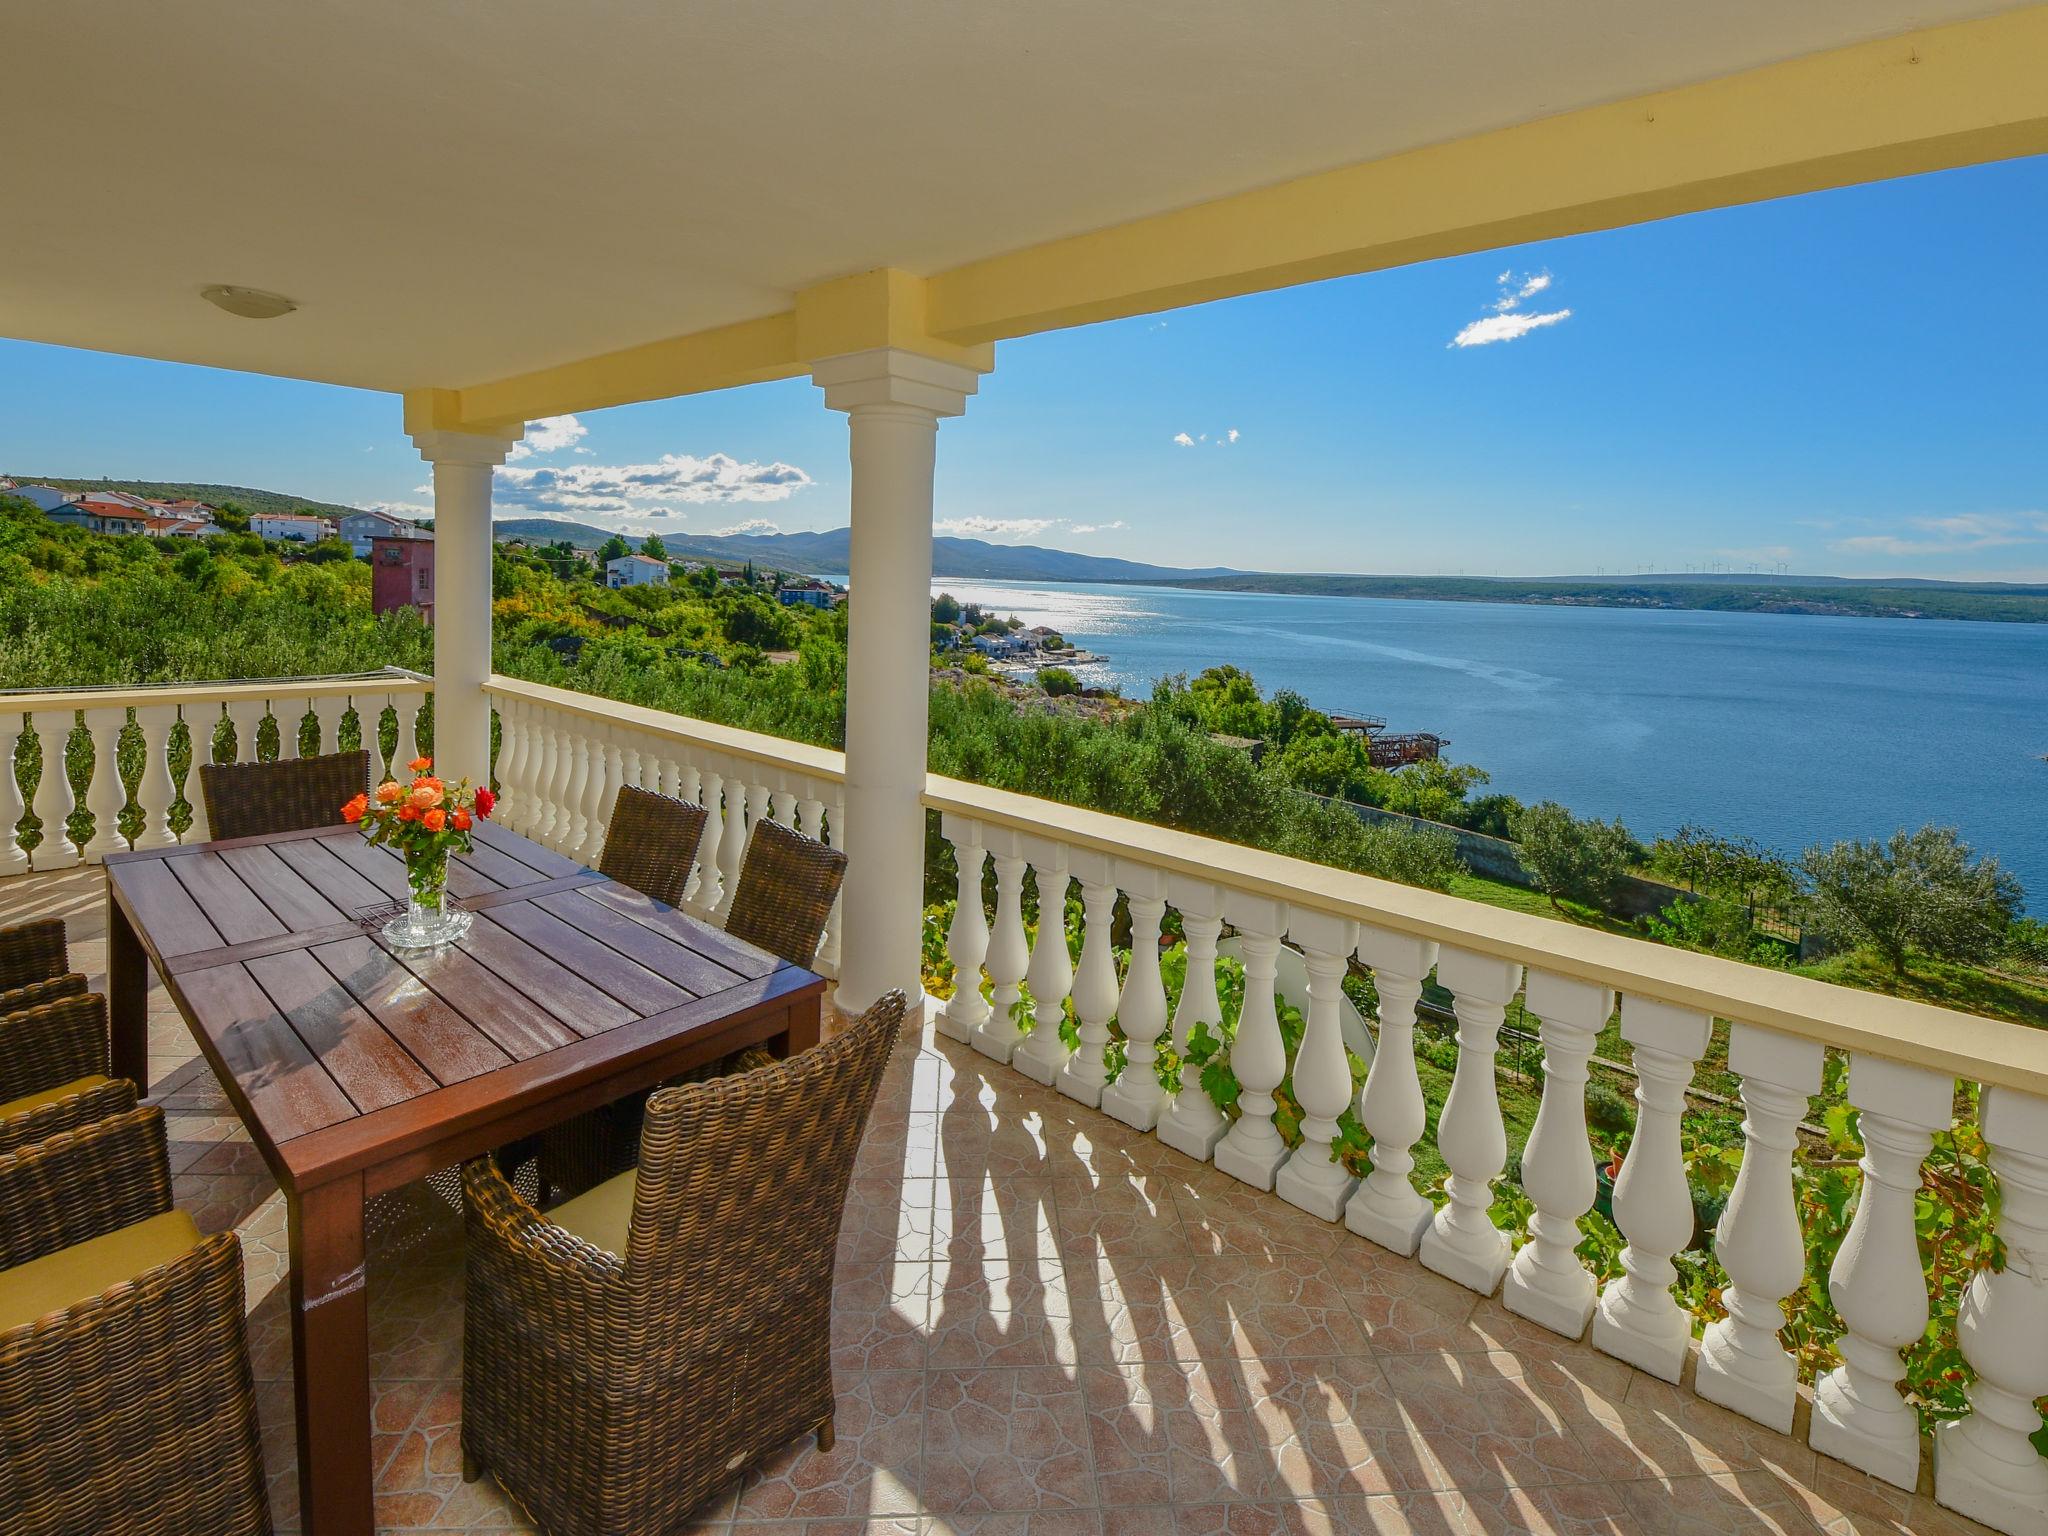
[1801,825,2022,981]
[1039,666,1080,697]
[1516,801,1638,913]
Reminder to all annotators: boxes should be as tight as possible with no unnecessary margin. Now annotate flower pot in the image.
[382,851,472,950]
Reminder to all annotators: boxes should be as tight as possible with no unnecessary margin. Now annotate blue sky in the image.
[5,155,2045,580]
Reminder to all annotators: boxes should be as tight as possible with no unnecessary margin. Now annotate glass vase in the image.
[381,849,473,950]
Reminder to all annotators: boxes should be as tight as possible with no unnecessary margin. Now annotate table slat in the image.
[244,950,439,1112]
[372,935,586,1057]
[175,964,357,1140]
[482,903,693,1016]
[532,887,747,998]
[473,818,586,878]
[453,916,645,1033]
[271,837,392,915]
[581,882,778,979]
[218,844,353,931]
[166,850,289,945]
[114,858,225,957]
[310,938,513,1084]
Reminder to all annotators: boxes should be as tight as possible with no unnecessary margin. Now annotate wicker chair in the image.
[197,747,370,841]
[0,972,89,1018]
[0,993,133,1157]
[599,785,709,909]
[460,989,908,1536]
[0,918,68,994]
[723,817,848,967]
[0,1106,268,1536]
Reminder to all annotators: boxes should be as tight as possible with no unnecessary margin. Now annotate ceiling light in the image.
[200,284,298,320]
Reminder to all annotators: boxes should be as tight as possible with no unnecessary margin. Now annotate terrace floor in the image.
[5,865,2003,1536]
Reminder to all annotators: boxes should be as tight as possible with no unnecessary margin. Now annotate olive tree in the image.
[1801,825,2022,981]
[1516,801,1638,914]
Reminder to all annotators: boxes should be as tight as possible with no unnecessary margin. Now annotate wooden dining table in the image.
[102,817,825,1536]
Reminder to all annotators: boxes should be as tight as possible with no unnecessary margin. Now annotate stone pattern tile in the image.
[0,867,2003,1534]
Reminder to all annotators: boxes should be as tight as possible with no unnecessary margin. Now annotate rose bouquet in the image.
[343,757,497,948]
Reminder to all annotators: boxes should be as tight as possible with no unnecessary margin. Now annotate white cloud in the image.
[1455,270,1571,346]
[935,516,1059,540]
[1225,428,1240,444]
[494,452,813,518]
[1173,428,1239,447]
[363,500,431,519]
[507,415,589,461]
[710,518,780,537]
[1070,520,1127,535]
[1831,512,2048,558]
[1517,273,1552,300]
[1172,432,1195,447]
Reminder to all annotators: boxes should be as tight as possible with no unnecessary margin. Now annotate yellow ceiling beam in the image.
[925,5,2048,344]
[446,4,2048,426]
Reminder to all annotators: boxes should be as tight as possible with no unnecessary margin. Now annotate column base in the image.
[1934,1419,2048,1536]
[1012,1042,1065,1086]
[1100,1078,1164,1132]
[1213,1131,1288,1192]
[1274,1153,1357,1222]
[1501,1253,1596,1340]
[934,1005,982,1043]
[1693,1328,1797,1435]
[1419,1214,1510,1295]
[1810,1373,1922,1491]
[970,1020,1023,1064]
[1344,1181,1433,1257]
[1157,1097,1226,1162]
[1056,1060,1107,1109]
[1591,1293,1691,1385]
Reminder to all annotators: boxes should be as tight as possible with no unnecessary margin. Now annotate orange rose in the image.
[340,792,367,824]
[423,807,447,832]
[409,782,444,810]
[374,780,404,805]
[398,804,420,822]
[409,756,433,773]
[451,808,472,831]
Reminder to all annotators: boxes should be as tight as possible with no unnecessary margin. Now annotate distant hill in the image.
[6,476,365,522]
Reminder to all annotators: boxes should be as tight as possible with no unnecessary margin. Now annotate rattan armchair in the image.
[724,817,848,967]
[197,747,370,841]
[460,989,908,1535]
[0,993,133,1156]
[599,784,709,909]
[0,972,89,1018]
[0,1107,268,1536]
[0,917,68,993]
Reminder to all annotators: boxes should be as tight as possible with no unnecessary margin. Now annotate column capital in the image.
[410,425,522,468]
[812,347,985,417]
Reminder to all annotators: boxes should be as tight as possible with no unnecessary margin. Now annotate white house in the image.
[606,553,670,588]
[339,508,414,556]
[6,484,81,514]
[251,512,336,543]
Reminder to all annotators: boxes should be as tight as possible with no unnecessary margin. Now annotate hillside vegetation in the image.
[5,476,365,523]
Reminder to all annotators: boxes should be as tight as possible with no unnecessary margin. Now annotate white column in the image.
[409,421,521,787]
[82,709,129,860]
[391,692,422,780]
[1591,996,1711,1382]
[973,834,1031,1062]
[1419,947,1525,1293]
[1810,1055,1953,1489]
[713,775,747,915]
[224,698,267,766]
[0,713,28,875]
[29,711,79,869]
[1100,864,1170,1129]
[1057,851,1120,1106]
[1696,1023,1824,1433]
[1345,929,1440,1255]
[1158,878,1229,1161]
[1275,908,1361,1221]
[494,697,533,827]
[1936,1085,2048,1536]
[938,816,991,1043]
[814,348,983,1011]
[1012,847,1075,1087]
[1213,893,1290,1191]
[692,769,726,910]
[312,692,349,759]
[1502,971,1615,1337]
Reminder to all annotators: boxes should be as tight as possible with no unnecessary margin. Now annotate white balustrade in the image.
[182,704,215,843]
[0,714,27,876]
[29,710,79,869]
[973,835,1031,1062]
[1935,1085,2048,1536]
[938,817,991,1043]
[1275,907,1360,1220]
[392,691,422,775]
[133,705,180,850]
[1810,1055,1954,1489]
[692,769,726,909]
[1012,846,1075,1086]
[714,775,748,914]
[1158,877,1229,1161]
[1099,864,1169,1129]
[1592,997,1712,1381]
[1418,948,1524,1292]
[82,710,128,859]
[1696,1023,1825,1432]
[312,693,349,758]
[1055,849,1118,1104]
[1345,929,1440,1254]
[1212,893,1290,1190]
[1502,971,1615,1336]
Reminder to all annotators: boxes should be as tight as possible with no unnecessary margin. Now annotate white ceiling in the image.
[0,1,2022,395]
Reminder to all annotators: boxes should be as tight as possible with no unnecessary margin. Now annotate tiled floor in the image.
[6,865,2005,1535]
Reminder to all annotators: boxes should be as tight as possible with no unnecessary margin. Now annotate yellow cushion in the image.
[0,1210,201,1332]
[0,1074,111,1121]
[548,1170,636,1256]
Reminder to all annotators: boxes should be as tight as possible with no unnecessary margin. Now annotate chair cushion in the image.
[548,1169,636,1256]
[0,1209,201,1331]
[0,1073,112,1121]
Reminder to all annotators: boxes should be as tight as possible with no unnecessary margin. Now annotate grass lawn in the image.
[1796,949,2048,1030]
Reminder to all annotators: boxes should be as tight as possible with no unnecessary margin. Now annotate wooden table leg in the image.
[288,1173,374,1536]
[774,992,824,1057]
[107,889,148,1089]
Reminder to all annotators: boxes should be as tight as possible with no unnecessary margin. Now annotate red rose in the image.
[473,787,496,819]
[451,808,473,831]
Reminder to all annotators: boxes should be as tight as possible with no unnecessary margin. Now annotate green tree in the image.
[1039,666,1080,697]
[640,532,667,561]
[1516,801,1637,913]
[597,534,631,565]
[931,591,962,624]
[1801,825,2022,981]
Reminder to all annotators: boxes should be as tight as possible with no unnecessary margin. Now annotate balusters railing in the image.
[1419,948,1524,1292]
[82,710,127,859]
[1274,908,1359,1220]
[1809,1055,1953,1489]
[1346,929,1439,1253]
[29,710,79,869]
[1056,850,1118,1104]
[1158,878,1228,1161]
[182,704,215,843]
[1012,846,1075,1086]
[133,705,180,849]
[0,715,27,876]
[1935,1084,2048,1533]
[1591,997,1711,1381]
[1501,971,1614,1337]
[693,768,726,910]
[1212,893,1289,1190]
[312,693,348,758]
[714,774,747,915]
[1695,1023,1824,1431]
[973,835,1031,1062]
[1099,865,1168,1129]
[392,691,422,777]
[939,817,991,1043]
